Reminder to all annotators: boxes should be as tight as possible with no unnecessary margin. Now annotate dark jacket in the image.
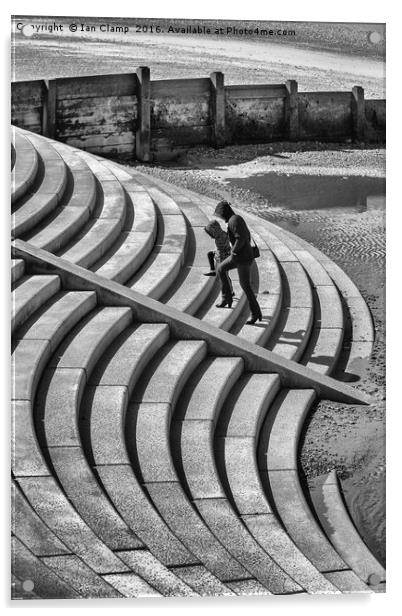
[214,201,254,263]
[204,220,231,262]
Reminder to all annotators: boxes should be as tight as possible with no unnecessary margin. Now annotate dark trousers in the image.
[207,250,216,270]
[217,255,261,317]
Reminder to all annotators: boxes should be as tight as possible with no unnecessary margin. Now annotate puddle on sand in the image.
[225,171,385,214]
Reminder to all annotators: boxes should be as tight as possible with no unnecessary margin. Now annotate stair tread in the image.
[11,258,25,284]
[193,498,303,594]
[41,555,123,598]
[12,536,79,599]
[12,137,68,236]
[12,479,69,556]
[15,290,97,353]
[58,217,124,268]
[16,475,130,574]
[242,514,340,594]
[48,307,132,371]
[95,464,197,567]
[48,446,144,550]
[101,573,161,598]
[312,471,385,584]
[116,550,198,597]
[12,129,39,203]
[144,481,250,582]
[12,274,60,333]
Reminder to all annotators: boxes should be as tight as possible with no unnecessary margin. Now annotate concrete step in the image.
[92,184,157,284]
[262,222,375,376]
[86,332,250,584]
[311,470,385,587]
[12,274,61,333]
[12,128,39,204]
[12,133,68,237]
[107,164,225,315]
[258,389,363,590]
[99,573,161,598]
[114,550,206,597]
[57,156,126,268]
[160,226,218,314]
[300,285,344,375]
[128,345,253,583]
[254,228,345,375]
[215,374,341,594]
[85,325,170,466]
[11,535,80,599]
[127,200,188,298]
[96,464,199,568]
[11,294,110,482]
[323,260,375,378]
[11,258,25,284]
[173,357,303,593]
[12,479,70,557]
[193,497,303,594]
[122,169,319,357]
[265,262,314,361]
[15,475,131,575]
[132,170,354,376]
[177,358,244,499]
[22,143,97,253]
[41,555,124,598]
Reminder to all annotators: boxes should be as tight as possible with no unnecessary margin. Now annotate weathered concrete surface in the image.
[95,464,197,567]
[13,238,373,405]
[116,550,197,597]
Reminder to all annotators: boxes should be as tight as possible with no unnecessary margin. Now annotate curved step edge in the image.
[311,470,386,587]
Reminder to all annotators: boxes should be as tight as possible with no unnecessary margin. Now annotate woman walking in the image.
[214,200,262,325]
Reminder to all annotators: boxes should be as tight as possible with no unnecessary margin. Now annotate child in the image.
[204,220,234,295]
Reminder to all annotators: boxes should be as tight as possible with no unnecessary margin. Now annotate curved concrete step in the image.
[128,169,359,378]
[12,290,97,478]
[11,535,80,599]
[92,186,157,284]
[215,374,342,594]
[311,470,386,587]
[15,474,133,575]
[65,318,235,594]
[35,308,143,551]
[261,222,374,378]
[126,193,188,299]
[116,170,218,312]
[12,479,70,557]
[82,332,247,590]
[11,259,25,284]
[126,343,257,586]
[22,142,97,253]
[174,357,304,594]
[252,225,345,375]
[12,274,60,334]
[56,155,126,268]
[264,261,313,361]
[258,389,371,592]
[12,131,68,237]
[12,128,39,204]
[121,169,316,361]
